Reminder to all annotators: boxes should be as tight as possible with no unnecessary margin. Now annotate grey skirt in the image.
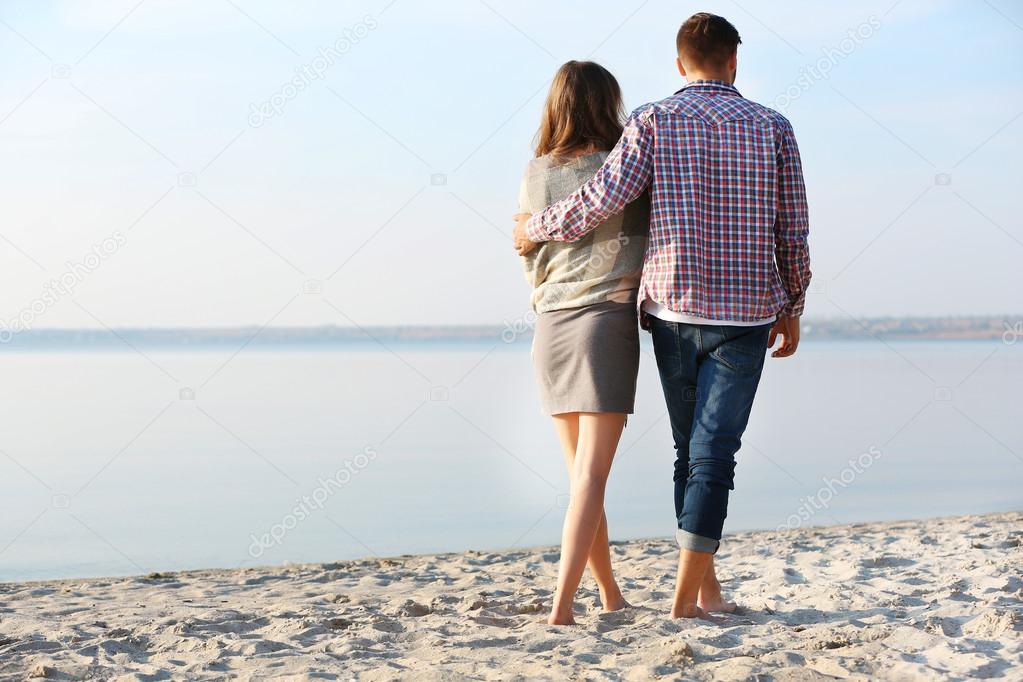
[532,300,640,415]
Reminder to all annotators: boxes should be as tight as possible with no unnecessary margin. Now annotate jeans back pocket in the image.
[709,325,770,374]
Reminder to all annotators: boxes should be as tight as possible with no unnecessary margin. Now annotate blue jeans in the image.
[648,316,772,553]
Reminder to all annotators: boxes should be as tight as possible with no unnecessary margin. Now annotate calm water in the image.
[1,339,1020,582]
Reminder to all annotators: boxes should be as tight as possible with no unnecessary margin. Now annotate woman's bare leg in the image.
[551,415,628,612]
[548,412,627,625]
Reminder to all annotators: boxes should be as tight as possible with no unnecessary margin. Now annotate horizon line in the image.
[5,312,1021,333]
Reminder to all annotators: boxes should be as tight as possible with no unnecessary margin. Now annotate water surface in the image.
[0,339,1019,581]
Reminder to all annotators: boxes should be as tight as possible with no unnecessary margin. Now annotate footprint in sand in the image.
[471,614,522,628]
[324,617,353,631]
[463,596,487,612]
[370,616,404,633]
[397,599,431,617]
[663,641,695,667]
[512,600,545,615]
[861,554,915,569]
[920,615,962,637]
[594,608,640,633]
[783,567,806,584]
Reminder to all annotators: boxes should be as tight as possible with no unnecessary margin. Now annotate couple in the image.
[513,13,811,625]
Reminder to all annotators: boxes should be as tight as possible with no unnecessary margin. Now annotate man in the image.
[513,12,811,619]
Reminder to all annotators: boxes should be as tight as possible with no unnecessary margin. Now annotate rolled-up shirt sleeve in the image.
[525,107,655,243]
[774,117,811,317]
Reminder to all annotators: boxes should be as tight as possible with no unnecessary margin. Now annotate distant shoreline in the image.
[0,315,1019,349]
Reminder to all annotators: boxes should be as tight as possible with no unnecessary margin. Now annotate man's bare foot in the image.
[547,607,576,625]
[698,594,737,613]
[698,578,737,614]
[547,613,576,625]
[669,602,721,622]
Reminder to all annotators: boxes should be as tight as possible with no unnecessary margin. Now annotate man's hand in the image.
[769,316,800,358]
[513,213,538,256]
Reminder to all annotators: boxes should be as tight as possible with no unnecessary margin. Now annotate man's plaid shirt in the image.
[526,80,811,321]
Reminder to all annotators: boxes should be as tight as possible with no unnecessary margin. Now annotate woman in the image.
[518,61,649,625]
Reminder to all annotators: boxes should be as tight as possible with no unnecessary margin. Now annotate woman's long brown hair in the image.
[534,61,625,159]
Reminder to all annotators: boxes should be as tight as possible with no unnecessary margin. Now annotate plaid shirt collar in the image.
[674,79,741,97]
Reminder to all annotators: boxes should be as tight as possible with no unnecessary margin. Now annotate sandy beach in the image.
[1,512,1020,681]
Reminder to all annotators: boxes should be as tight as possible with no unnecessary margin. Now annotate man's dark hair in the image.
[676,13,741,69]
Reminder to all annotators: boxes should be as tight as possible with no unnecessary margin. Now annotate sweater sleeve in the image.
[525,107,655,243]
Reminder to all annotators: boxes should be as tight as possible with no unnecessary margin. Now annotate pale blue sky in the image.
[1,0,1021,329]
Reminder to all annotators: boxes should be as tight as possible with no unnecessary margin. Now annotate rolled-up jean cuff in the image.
[676,529,720,554]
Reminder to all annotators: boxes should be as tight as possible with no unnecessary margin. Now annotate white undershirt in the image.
[641,299,776,327]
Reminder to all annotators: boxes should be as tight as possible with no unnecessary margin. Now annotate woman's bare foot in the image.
[669,602,720,621]
[600,592,631,613]
[597,588,630,613]
[697,578,737,614]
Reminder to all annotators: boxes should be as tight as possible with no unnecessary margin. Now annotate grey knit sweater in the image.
[519,152,649,313]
